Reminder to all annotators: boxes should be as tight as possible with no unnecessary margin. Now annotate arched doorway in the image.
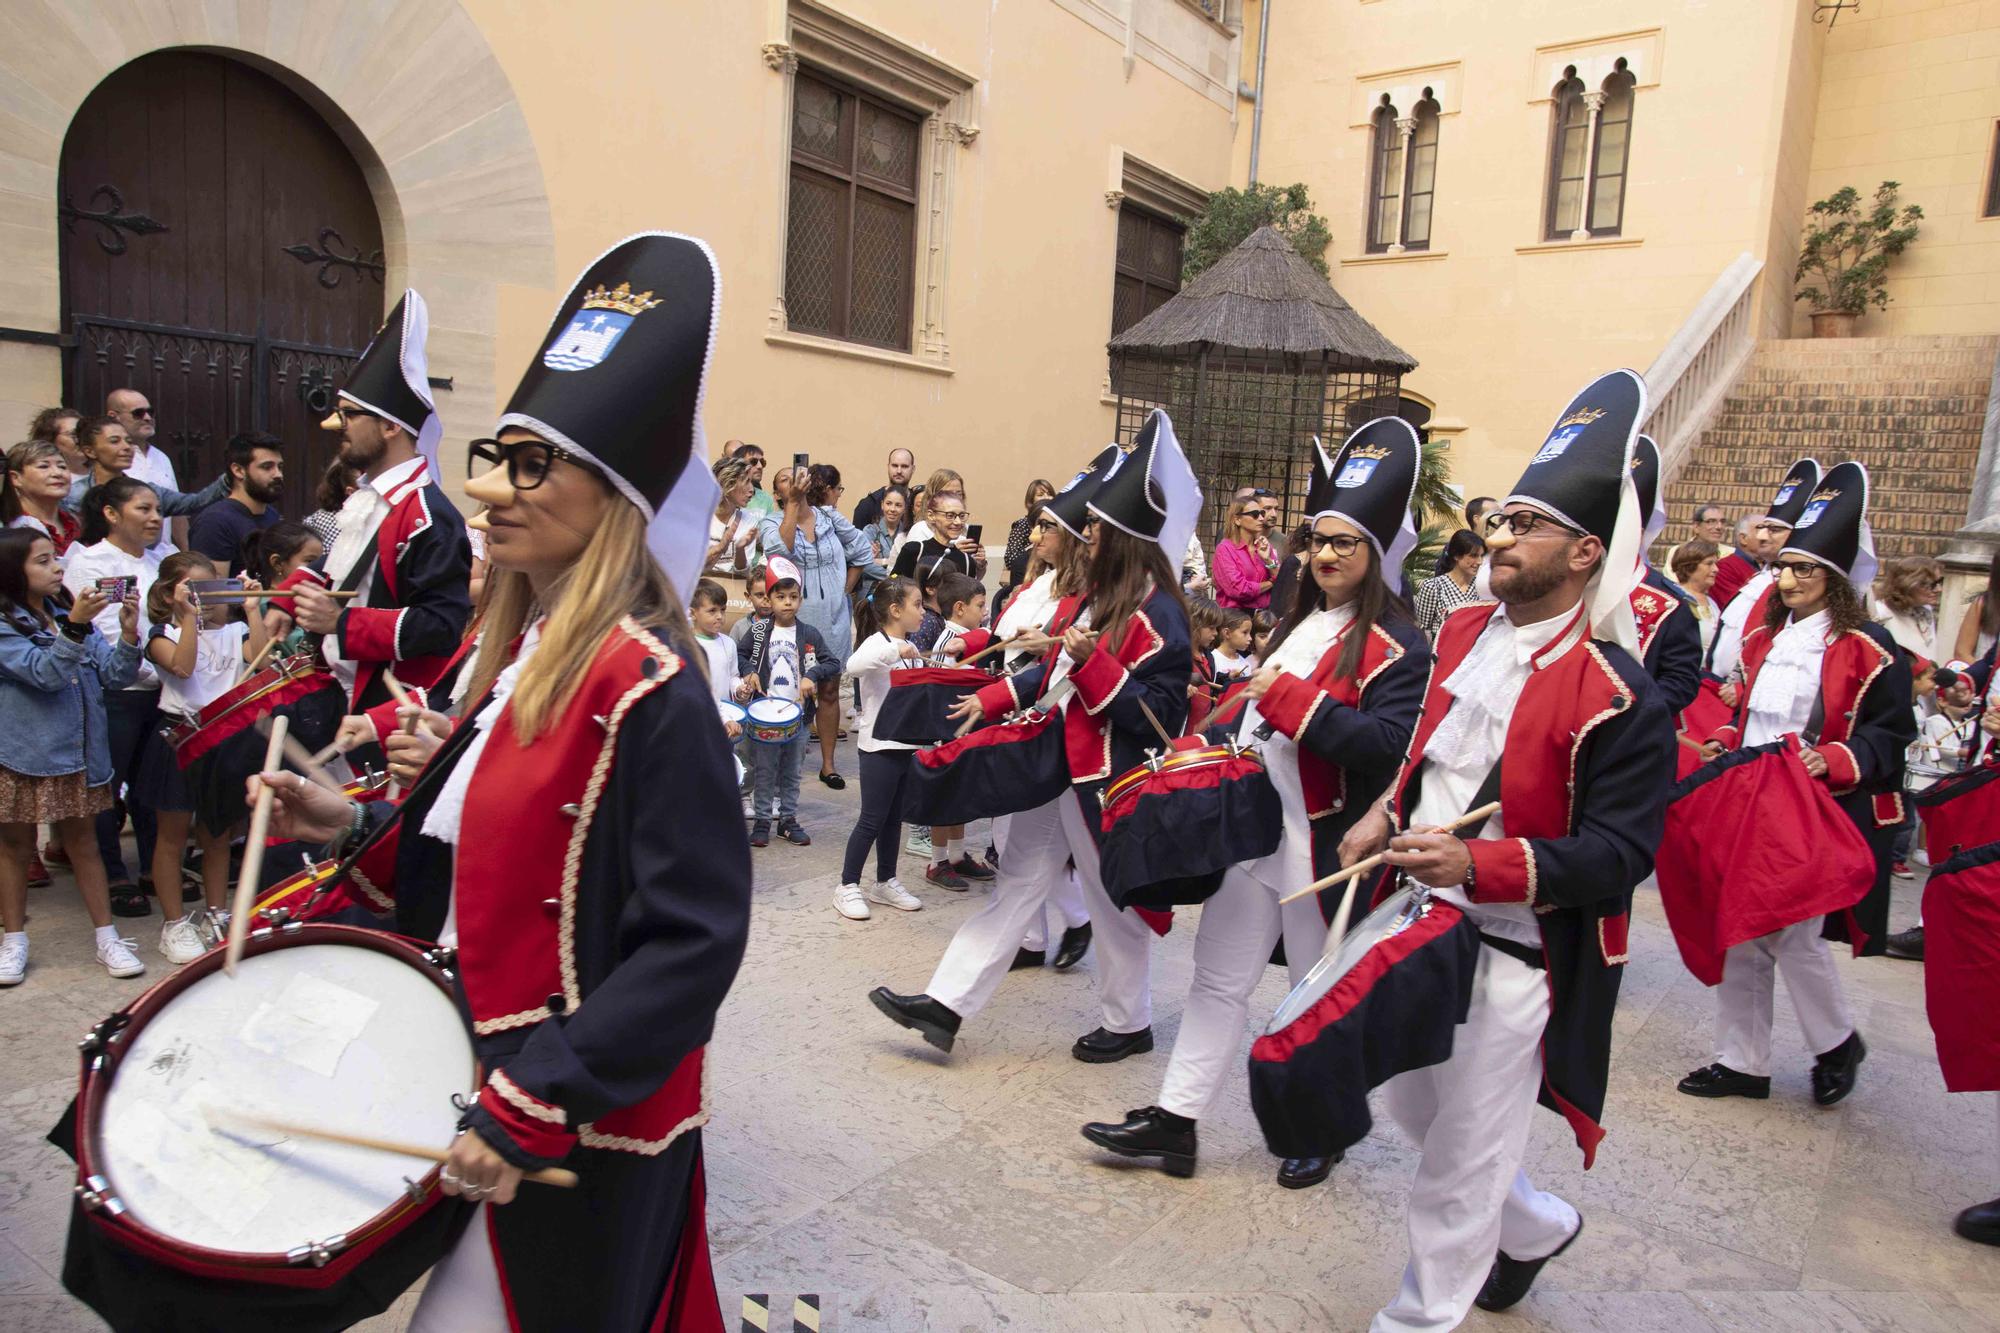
[60,51,386,518]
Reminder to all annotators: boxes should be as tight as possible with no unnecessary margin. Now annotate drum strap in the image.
[1478,933,1546,970]
[1803,691,1825,748]
[1463,757,1503,837]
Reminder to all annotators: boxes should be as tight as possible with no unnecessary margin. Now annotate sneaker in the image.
[833,884,873,921]
[1912,847,1931,868]
[97,934,146,979]
[926,861,969,891]
[742,795,755,818]
[778,820,812,846]
[953,855,995,882]
[24,857,49,888]
[749,820,771,848]
[0,935,25,986]
[159,916,206,965]
[906,826,933,858]
[867,877,923,912]
[1891,860,1914,881]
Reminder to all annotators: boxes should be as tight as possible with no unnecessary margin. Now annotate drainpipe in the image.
[1247,0,1271,185]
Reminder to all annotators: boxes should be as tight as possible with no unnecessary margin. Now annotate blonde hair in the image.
[921,468,964,513]
[467,493,695,741]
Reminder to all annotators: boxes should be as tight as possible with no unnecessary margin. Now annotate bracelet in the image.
[331,800,366,857]
[59,619,90,641]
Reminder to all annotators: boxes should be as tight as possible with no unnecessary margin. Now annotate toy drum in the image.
[746,696,803,745]
[717,699,748,733]
[56,923,476,1331]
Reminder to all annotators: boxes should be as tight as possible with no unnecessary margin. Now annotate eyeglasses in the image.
[126,407,153,419]
[933,509,968,522]
[1920,577,1945,591]
[1772,560,1826,580]
[1308,532,1365,557]
[1484,509,1582,540]
[467,437,591,490]
[333,406,377,427]
[1028,520,1049,535]
[1241,510,1266,522]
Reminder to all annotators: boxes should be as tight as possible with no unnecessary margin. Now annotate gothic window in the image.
[1590,69,1636,235]
[1545,60,1637,241]
[1366,93,1441,253]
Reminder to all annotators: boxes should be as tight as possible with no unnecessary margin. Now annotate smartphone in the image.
[793,452,811,471]
[967,524,984,545]
[93,576,131,603]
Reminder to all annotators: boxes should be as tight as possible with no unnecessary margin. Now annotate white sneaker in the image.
[834,883,872,921]
[0,934,26,986]
[159,916,207,965]
[97,934,146,979]
[867,877,923,912]
[905,826,933,857]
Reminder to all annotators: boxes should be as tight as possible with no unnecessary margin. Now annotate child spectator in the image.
[929,571,989,662]
[690,579,744,741]
[1212,606,1256,681]
[0,527,145,985]
[730,563,771,647]
[736,558,838,847]
[836,576,927,920]
[1251,609,1277,663]
[137,552,269,963]
[240,521,325,654]
[1185,596,1222,734]
[922,572,996,888]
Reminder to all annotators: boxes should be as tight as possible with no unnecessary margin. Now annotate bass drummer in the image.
[1078,420,1430,1191]
[1339,371,1674,1331]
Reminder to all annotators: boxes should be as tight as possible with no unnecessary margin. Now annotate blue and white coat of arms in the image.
[1534,426,1582,464]
[1335,456,1379,488]
[544,311,634,372]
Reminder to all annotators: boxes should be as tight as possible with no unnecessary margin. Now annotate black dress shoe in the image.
[1884,926,1925,961]
[1080,1106,1196,1178]
[1676,1063,1770,1099]
[1052,922,1092,971]
[868,988,961,1052]
[1955,1197,2000,1246]
[1811,1031,1866,1106]
[1276,1154,1339,1189]
[1072,1025,1153,1063]
[1010,948,1045,971]
[1473,1216,1582,1312]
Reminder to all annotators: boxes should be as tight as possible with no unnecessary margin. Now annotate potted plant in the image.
[1795,181,1923,337]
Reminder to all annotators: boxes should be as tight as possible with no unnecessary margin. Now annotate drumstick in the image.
[309,739,346,768]
[255,715,348,796]
[202,1106,578,1188]
[959,633,1054,668]
[1677,733,1709,753]
[382,671,420,800]
[1277,801,1502,906]
[236,636,279,687]
[1136,698,1177,748]
[1206,688,1254,733]
[201,589,362,601]
[224,714,289,976]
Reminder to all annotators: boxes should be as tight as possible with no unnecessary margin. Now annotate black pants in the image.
[94,689,159,884]
[842,748,912,884]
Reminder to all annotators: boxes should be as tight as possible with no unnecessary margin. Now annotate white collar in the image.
[362,455,426,498]
[1491,598,1582,667]
[1774,607,1831,646]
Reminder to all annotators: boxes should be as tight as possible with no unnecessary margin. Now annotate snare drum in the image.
[58,924,476,1331]
[1098,742,1281,910]
[746,696,804,745]
[165,653,346,837]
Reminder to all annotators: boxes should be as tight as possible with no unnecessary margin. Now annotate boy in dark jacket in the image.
[736,559,840,846]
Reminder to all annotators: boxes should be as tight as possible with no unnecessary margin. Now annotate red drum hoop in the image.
[1098,742,1281,909]
[905,705,1070,826]
[166,654,339,768]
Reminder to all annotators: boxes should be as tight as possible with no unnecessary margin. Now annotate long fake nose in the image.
[464,462,514,509]
[1776,567,1799,593]
[1484,524,1517,553]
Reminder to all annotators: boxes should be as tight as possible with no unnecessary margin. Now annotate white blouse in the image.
[1743,609,1829,748]
[1237,604,1355,895]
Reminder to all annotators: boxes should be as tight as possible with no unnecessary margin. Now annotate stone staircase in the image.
[1662,334,1996,563]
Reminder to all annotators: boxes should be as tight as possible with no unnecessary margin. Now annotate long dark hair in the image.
[1262,536,1410,680]
[0,527,56,629]
[242,521,320,586]
[80,476,155,545]
[855,574,918,643]
[1762,566,1867,636]
[806,462,842,508]
[1086,526,1189,654]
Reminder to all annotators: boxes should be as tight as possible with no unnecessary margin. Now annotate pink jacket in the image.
[1213,538,1273,609]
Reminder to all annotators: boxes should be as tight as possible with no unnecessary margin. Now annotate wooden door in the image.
[60,51,386,519]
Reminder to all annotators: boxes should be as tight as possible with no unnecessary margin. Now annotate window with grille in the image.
[785,69,920,350]
[1366,96,1440,253]
[1545,61,1636,241]
[1112,205,1184,336]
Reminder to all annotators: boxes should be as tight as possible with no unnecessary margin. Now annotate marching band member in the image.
[1681,462,1912,1107]
[1707,458,1820,684]
[869,414,1197,1061]
[292,290,472,717]
[1341,371,1675,1330]
[1628,435,1703,713]
[1079,419,1430,1188]
[255,234,750,1333]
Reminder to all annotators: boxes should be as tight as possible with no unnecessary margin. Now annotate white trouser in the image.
[995,813,1092,951]
[408,1204,508,1332]
[1713,918,1855,1076]
[928,789,1152,1032]
[1157,865,1330,1121]
[1372,946,1578,1333]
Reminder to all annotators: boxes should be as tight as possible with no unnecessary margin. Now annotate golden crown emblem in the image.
[580,281,661,316]
[1557,407,1607,428]
[1347,443,1392,461]
[1810,487,1842,502]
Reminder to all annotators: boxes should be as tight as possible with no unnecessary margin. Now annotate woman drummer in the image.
[1680,461,1912,1109]
[869,420,1197,1061]
[1080,420,1432,1187]
[253,232,752,1333]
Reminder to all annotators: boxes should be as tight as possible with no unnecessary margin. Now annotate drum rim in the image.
[1264,885,1435,1034]
[74,923,464,1275]
[745,696,803,721]
[166,655,337,748]
[1103,744,1264,807]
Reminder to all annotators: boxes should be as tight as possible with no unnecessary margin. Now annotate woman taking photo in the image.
[2,440,82,554]
[1412,527,1486,640]
[1213,492,1275,610]
[762,461,876,789]
[1079,419,1430,1189]
[1670,538,1722,660]
[254,232,751,1332]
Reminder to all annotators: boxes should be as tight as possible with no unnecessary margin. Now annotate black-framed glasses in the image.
[467,437,588,490]
[1308,532,1365,557]
[127,407,154,419]
[1772,559,1826,580]
[1484,509,1582,540]
[333,406,377,427]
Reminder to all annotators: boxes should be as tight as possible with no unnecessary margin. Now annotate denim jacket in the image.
[63,470,228,518]
[0,602,142,785]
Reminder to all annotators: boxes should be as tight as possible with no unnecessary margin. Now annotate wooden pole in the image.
[223,715,289,975]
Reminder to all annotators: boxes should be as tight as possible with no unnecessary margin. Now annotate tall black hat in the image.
[337,289,439,471]
[1088,410,1201,563]
[1764,457,1822,528]
[1781,460,1876,586]
[1632,433,1667,554]
[1503,368,1648,651]
[1043,444,1117,540]
[1304,418,1422,591]
[498,231,721,597]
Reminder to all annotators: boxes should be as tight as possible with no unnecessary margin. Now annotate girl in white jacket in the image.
[836,576,927,920]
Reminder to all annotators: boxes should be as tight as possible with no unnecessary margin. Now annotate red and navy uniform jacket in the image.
[972,584,1191,832]
[1707,617,1915,954]
[1246,617,1429,890]
[331,462,472,711]
[1631,577,1703,714]
[1383,602,1675,1167]
[338,618,750,1332]
[359,621,481,742]
[1709,549,1759,608]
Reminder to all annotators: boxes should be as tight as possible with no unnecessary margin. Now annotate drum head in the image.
[717,700,748,725]
[94,940,475,1256]
[748,697,799,724]
[1265,887,1427,1033]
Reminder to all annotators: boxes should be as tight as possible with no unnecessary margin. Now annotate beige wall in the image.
[1794,0,2000,337]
